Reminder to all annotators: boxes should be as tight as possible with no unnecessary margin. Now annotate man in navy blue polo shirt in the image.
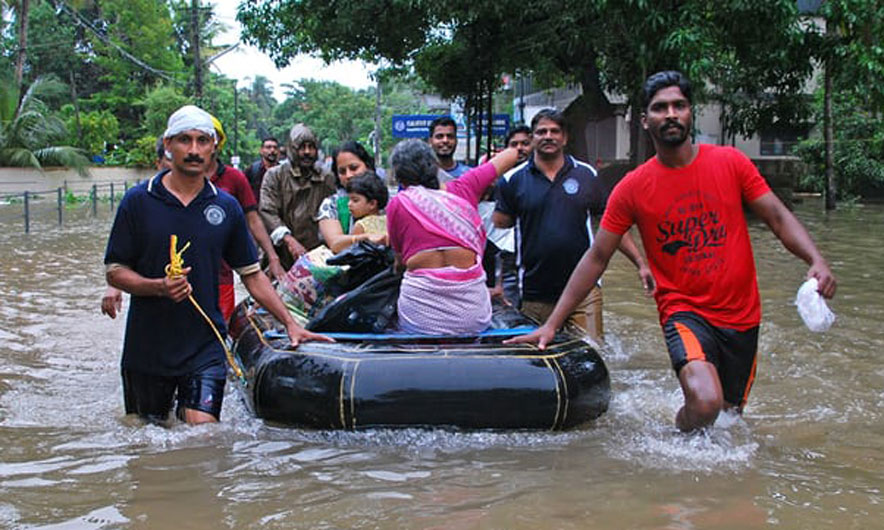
[104,105,329,426]
[493,108,653,341]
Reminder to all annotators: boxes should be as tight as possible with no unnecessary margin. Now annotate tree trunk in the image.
[69,70,82,146]
[824,19,837,211]
[373,81,382,167]
[464,95,472,164]
[15,0,30,90]
[629,97,653,166]
[629,66,653,167]
[486,79,493,157]
[191,0,203,102]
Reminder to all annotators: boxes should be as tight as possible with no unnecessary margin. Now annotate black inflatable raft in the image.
[228,300,610,430]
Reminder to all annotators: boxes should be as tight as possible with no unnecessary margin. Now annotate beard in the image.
[434,145,454,157]
[656,120,690,146]
[297,154,317,168]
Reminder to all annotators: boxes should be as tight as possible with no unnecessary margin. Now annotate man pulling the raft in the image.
[104,105,330,426]
[509,71,837,432]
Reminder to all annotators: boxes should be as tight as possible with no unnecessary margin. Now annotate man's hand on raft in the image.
[285,321,334,348]
[504,323,557,350]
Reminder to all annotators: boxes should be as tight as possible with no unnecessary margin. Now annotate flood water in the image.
[0,198,881,529]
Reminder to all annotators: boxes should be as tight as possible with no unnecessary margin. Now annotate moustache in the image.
[183,155,205,164]
[661,121,684,133]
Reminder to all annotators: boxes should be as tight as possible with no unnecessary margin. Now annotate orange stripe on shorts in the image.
[674,322,706,363]
[739,355,758,408]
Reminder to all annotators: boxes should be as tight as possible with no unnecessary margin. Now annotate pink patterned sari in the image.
[395,186,492,334]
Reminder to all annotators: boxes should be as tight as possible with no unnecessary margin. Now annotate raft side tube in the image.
[229,300,611,430]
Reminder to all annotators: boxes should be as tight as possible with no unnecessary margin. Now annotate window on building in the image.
[760,126,809,156]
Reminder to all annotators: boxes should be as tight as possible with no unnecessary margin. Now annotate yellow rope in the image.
[165,234,246,382]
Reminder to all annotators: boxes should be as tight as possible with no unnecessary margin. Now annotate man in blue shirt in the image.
[493,108,653,341]
[104,105,329,426]
[428,116,472,178]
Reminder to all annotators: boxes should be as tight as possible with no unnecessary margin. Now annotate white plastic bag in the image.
[795,278,836,332]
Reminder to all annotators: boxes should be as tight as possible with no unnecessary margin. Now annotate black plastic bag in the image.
[324,241,395,294]
[306,267,402,333]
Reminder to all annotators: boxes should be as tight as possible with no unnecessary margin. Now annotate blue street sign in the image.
[392,114,512,138]
[392,114,440,138]
[474,114,510,136]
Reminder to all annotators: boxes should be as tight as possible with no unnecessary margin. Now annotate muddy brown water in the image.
[0,198,880,528]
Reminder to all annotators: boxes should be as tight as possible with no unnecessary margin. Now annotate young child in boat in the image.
[346,172,389,245]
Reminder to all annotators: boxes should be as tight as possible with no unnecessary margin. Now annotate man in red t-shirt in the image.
[206,117,285,321]
[509,71,837,432]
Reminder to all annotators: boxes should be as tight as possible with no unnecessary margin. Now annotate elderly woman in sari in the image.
[386,140,519,335]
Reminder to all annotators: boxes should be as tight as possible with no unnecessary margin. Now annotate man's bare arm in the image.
[240,271,332,347]
[748,192,836,298]
[506,228,623,348]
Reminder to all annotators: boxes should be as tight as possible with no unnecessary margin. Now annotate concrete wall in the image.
[0,167,156,195]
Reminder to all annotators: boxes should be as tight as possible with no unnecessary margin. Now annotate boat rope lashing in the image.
[164,234,246,384]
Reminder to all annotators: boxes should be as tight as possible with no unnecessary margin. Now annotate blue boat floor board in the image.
[263,326,537,342]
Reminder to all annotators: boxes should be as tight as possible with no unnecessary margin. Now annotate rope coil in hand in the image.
[165,234,246,384]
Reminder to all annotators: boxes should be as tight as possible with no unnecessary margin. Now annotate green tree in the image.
[83,0,186,134]
[238,0,817,164]
[271,80,376,154]
[140,83,191,136]
[806,0,884,208]
[60,106,120,156]
[242,75,277,140]
[201,72,260,163]
[795,0,884,203]
[0,75,90,174]
[794,90,884,199]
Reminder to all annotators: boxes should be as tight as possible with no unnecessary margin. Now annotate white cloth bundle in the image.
[795,278,836,332]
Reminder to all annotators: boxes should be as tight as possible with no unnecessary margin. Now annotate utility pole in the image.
[374,79,382,167]
[191,0,202,103]
[233,80,239,163]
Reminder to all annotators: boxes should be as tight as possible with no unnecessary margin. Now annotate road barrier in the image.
[0,180,137,233]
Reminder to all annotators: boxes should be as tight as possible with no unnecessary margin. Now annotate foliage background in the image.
[2,0,883,200]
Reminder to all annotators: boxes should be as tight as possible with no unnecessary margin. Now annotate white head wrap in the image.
[163,105,216,139]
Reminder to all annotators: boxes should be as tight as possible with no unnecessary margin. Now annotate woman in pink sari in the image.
[387,140,519,334]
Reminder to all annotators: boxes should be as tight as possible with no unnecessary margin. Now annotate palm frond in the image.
[0,147,42,169]
[32,146,92,177]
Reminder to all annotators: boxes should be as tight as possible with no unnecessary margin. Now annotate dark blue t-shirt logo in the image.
[204,204,226,226]
[563,178,579,195]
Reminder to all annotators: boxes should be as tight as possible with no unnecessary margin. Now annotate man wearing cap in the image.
[104,105,330,426]
[206,116,285,321]
[259,123,336,270]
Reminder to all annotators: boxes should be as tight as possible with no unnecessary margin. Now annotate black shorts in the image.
[662,311,759,408]
[122,360,227,424]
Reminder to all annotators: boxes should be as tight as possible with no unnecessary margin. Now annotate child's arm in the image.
[351,222,365,235]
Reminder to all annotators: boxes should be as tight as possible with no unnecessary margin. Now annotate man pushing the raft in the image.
[104,105,330,426]
[509,71,837,432]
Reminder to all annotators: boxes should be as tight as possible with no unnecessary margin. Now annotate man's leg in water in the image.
[175,360,226,425]
[663,312,729,432]
[675,360,724,432]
